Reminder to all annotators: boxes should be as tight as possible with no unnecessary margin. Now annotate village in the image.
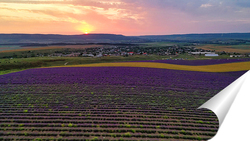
[48,45,250,58]
[1,44,249,59]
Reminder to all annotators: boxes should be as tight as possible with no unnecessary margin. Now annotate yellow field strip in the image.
[43,61,250,72]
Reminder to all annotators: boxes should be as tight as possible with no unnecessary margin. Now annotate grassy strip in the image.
[0,69,28,75]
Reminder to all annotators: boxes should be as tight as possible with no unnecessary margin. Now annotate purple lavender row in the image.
[0,67,246,91]
[134,58,250,66]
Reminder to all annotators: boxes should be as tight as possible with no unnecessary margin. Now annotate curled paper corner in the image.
[198,70,250,141]
[198,70,248,127]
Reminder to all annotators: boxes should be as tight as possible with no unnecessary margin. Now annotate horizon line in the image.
[0,32,250,36]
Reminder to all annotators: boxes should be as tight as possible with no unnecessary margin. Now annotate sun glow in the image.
[76,22,94,35]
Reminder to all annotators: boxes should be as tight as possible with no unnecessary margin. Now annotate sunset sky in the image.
[0,0,250,36]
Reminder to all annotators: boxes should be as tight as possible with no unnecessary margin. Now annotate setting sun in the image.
[76,22,94,35]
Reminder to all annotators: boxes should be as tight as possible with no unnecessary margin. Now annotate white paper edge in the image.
[198,70,250,140]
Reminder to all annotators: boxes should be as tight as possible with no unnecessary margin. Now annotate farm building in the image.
[95,53,103,58]
[190,52,215,55]
[205,54,219,57]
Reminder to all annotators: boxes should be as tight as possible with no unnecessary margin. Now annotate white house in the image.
[82,54,94,57]
[230,55,244,58]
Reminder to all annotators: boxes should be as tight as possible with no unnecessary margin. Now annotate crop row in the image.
[0,117,217,125]
[0,131,213,140]
[0,126,216,134]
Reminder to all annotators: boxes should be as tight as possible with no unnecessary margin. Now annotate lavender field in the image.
[136,58,250,66]
[0,67,246,141]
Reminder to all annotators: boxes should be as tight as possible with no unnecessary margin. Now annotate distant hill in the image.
[136,33,250,42]
[0,34,140,44]
[1,33,250,45]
